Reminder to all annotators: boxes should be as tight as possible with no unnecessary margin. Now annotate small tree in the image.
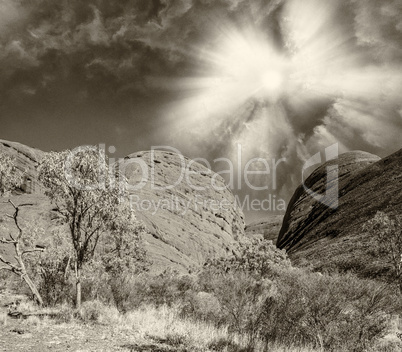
[0,152,44,306]
[201,238,289,349]
[102,213,149,275]
[28,229,75,306]
[365,211,402,293]
[204,238,290,279]
[38,146,143,308]
[0,152,22,195]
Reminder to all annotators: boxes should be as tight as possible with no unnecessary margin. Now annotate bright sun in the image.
[163,0,402,153]
[261,69,285,97]
[210,30,289,102]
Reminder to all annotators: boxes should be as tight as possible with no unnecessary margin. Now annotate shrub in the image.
[54,304,77,323]
[364,211,402,292]
[211,272,274,348]
[198,238,397,351]
[79,300,120,324]
[180,291,222,323]
[261,268,396,351]
[204,238,290,279]
[80,259,114,304]
[27,230,75,307]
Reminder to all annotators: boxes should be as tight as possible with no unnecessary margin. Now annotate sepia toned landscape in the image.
[1,0,402,351]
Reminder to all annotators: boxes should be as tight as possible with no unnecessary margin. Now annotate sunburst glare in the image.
[162,0,402,175]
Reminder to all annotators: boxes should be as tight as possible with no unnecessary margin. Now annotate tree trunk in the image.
[22,273,44,307]
[75,265,82,309]
[15,244,44,307]
[3,200,45,307]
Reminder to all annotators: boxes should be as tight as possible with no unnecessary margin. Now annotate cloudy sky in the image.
[1,0,402,220]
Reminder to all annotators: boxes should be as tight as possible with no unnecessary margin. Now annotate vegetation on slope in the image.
[2,236,402,351]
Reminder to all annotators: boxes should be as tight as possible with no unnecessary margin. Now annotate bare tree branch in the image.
[0,237,17,244]
[22,248,45,256]
[0,254,21,273]
[8,200,34,209]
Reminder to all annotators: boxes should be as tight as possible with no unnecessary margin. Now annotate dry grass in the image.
[15,301,318,352]
[124,305,231,347]
[114,304,319,352]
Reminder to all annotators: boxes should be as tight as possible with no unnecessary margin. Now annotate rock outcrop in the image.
[245,215,284,242]
[277,149,402,277]
[0,140,245,273]
[0,140,45,194]
[121,151,245,272]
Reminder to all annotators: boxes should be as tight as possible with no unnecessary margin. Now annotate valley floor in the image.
[1,319,141,352]
[0,316,320,352]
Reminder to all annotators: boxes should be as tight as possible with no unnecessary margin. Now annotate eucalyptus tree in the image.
[38,146,143,308]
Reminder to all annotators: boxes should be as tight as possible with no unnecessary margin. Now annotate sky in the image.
[1,0,402,222]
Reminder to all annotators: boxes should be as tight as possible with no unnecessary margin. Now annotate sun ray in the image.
[157,0,402,172]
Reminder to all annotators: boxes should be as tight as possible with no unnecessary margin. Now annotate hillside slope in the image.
[0,139,45,194]
[121,150,245,272]
[0,140,50,267]
[277,148,402,278]
[0,140,244,273]
[245,215,284,242]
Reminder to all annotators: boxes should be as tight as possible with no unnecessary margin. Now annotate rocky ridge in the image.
[245,215,284,242]
[0,140,245,273]
[277,148,402,277]
[0,140,45,194]
[121,150,245,272]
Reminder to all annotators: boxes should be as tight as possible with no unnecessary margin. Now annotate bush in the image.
[261,268,396,351]
[204,238,290,279]
[79,300,120,324]
[198,239,289,349]
[364,211,402,292]
[211,273,274,348]
[27,230,75,307]
[180,291,222,323]
[54,304,77,323]
[197,239,397,351]
[12,224,399,351]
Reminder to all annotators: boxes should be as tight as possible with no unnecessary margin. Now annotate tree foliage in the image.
[38,146,145,308]
[28,229,75,306]
[0,152,22,195]
[204,237,290,279]
[101,207,149,275]
[365,211,402,292]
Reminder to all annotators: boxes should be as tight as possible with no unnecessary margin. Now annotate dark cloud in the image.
[352,0,402,63]
[1,0,402,221]
[0,1,287,102]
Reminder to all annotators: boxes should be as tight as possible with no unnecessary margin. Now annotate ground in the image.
[0,290,185,352]
[0,318,184,352]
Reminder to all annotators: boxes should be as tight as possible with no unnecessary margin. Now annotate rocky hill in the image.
[121,150,245,272]
[245,215,284,242]
[0,140,245,273]
[0,140,45,194]
[0,140,50,268]
[277,148,402,278]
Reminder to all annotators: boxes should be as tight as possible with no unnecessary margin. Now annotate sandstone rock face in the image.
[277,149,402,277]
[0,141,245,273]
[0,140,50,265]
[0,140,44,194]
[120,151,245,273]
[245,215,284,243]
